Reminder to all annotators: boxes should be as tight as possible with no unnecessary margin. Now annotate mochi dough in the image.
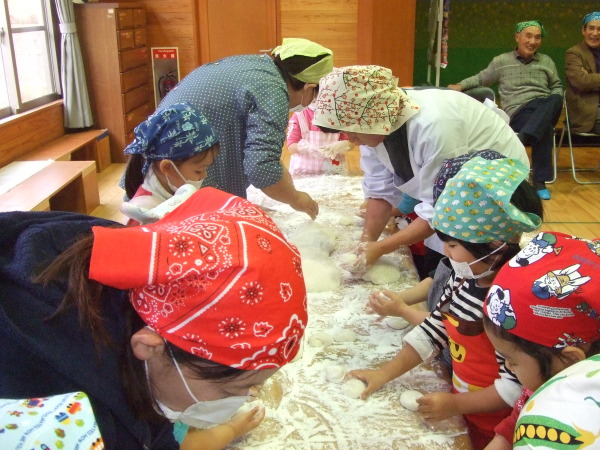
[385,317,410,330]
[307,332,334,347]
[342,378,366,399]
[338,252,358,266]
[333,328,358,343]
[301,258,343,293]
[362,263,401,285]
[400,390,423,412]
[324,364,347,382]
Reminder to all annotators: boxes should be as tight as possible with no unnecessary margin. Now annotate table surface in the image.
[232,175,472,449]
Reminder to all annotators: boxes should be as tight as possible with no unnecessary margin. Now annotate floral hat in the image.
[90,187,307,370]
[124,102,218,175]
[312,65,420,135]
[432,156,542,243]
[485,232,600,348]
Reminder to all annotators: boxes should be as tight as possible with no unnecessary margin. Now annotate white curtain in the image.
[54,0,93,128]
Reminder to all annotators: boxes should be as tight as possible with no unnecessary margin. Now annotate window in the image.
[0,0,60,119]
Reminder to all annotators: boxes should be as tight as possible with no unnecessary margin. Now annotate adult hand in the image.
[417,392,459,422]
[319,141,354,159]
[344,369,392,400]
[447,84,463,92]
[368,289,407,317]
[361,240,386,266]
[289,191,319,220]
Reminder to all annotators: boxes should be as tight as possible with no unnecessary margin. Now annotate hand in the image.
[368,290,407,317]
[289,191,319,220]
[361,240,386,266]
[225,405,266,438]
[418,392,459,422]
[344,369,391,400]
[447,84,463,92]
[296,139,320,155]
[319,141,354,159]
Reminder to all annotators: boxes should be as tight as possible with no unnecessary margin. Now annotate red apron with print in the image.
[441,311,512,438]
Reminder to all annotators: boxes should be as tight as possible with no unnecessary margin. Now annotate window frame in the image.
[0,0,60,120]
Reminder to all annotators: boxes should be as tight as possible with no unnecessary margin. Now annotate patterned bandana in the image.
[432,150,505,203]
[271,38,333,84]
[312,65,420,135]
[89,188,308,370]
[485,232,600,349]
[432,156,542,243]
[583,12,600,26]
[515,20,547,37]
[124,103,218,175]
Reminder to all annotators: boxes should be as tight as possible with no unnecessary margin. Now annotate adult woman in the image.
[0,188,307,449]
[159,38,333,220]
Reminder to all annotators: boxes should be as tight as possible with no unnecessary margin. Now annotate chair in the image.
[552,97,600,184]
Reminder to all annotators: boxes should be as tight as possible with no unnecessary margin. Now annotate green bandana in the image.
[272,38,333,84]
[515,20,546,37]
[433,157,542,243]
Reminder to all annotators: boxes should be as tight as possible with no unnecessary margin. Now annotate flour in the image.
[231,175,467,449]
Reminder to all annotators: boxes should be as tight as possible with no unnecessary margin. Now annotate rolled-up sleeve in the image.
[360,145,404,207]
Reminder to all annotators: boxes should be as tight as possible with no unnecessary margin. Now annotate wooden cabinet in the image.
[75,2,153,163]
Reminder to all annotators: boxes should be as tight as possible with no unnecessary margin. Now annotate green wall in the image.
[413,0,599,88]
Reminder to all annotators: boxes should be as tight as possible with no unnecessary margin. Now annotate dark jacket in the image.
[0,211,178,449]
[565,41,600,133]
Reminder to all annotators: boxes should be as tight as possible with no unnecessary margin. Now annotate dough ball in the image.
[301,258,343,293]
[307,332,334,347]
[400,390,423,412]
[342,378,366,399]
[362,262,401,285]
[333,328,358,343]
[385,317,410,330]
[324,364,347,382]
[337,215,355,226]
[289,221,337,255]
[338,252,358,266]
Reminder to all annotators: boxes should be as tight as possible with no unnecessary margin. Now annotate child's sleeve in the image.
[286,114,302,144]
[493,352,522,406]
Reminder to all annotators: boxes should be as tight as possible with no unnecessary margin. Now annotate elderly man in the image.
[312,65,529,274]
[565,12,600,134]
[449,20,563,200]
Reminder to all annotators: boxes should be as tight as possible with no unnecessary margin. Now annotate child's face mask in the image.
[448,242,506,280]
[166,161,204,192]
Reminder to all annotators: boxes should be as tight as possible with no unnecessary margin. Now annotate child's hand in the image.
[344,369,391,400]
[368,290,407,317]
[417,392,459,422]
[226,405,266,439]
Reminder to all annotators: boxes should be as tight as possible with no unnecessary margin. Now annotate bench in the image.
[17,128,111,173]
[0,160,100,214]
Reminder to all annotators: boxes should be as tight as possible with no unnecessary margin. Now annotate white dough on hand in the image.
[307,332,334,347]
[338,252,358,266]
[400,390,423,412]
[342,378,367,399]
[333,329,358,343]
[385,317,410,330]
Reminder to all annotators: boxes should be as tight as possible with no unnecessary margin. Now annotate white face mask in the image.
[289,89,308,113]
[145,356,249,429]
[448,242,506,280]
[166,161,204,192]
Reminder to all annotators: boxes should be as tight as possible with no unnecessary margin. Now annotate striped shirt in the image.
[403,260,520,404]
[458,50,562,117]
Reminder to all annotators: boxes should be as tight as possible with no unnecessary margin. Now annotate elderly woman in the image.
[0,188,307,449]
[159,38,334,220]
[312,65,529,275]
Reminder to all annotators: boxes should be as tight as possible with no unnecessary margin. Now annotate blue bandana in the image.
[124,103,218,175]
[583,12,600,26]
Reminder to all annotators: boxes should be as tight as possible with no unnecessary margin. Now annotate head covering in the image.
[124,103,218,175]
[89,187,307,370]
[271,38,333,84]
[514,355,600,448]
[312,65,420,135]
[583,12,600,26]
[432,156,542,243]
[515,20,547,38]
[432,150,505,203]
[485,232,600,348]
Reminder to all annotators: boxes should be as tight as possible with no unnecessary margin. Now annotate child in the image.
[483,232,600,449]
[121,102,219,225]
[347,156,544,450]
[286,100,353,175]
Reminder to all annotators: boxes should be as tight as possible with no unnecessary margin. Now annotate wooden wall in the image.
[0,101,64,168]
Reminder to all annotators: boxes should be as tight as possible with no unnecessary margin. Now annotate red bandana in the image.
[89,188,307,369]
[484,232,600,348]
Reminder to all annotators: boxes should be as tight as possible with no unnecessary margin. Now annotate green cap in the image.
[272,38,333,84]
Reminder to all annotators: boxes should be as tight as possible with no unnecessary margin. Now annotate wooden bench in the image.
[17,128,111,173]
[0,160,100,214]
